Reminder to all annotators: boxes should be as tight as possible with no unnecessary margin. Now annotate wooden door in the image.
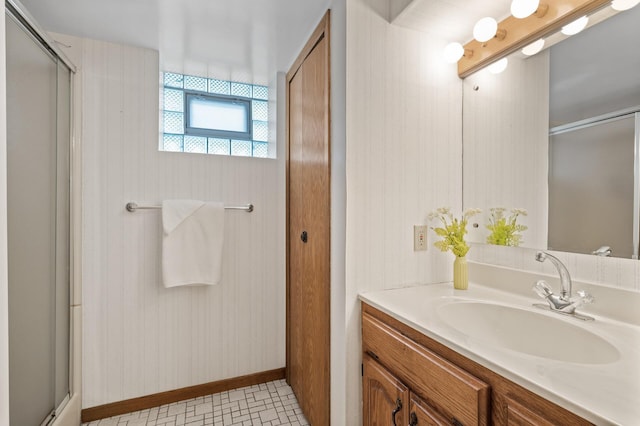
[286,11,331,426]
[362,355,409,426]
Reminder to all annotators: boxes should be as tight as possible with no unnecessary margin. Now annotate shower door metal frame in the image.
[6,0,76,72]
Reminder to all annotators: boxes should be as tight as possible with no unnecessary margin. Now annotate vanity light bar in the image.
[458,0,611,78]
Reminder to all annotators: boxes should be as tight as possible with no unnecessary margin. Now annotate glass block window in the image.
[161,72,270,158]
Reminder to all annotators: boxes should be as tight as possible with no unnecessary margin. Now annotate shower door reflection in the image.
[548,111,638,259]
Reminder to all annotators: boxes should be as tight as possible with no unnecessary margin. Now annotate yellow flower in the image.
[486,207,528,247]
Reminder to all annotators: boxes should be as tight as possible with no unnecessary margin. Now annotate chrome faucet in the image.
[592,246,612,257]
[533,251,594,321]
[535,251,572,299]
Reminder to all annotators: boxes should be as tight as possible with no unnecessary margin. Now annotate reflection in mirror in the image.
[463,4,640,259]
[549,114,636,257]
[463,50,549,250]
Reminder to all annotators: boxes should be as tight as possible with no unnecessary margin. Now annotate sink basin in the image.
[436,301,620,364]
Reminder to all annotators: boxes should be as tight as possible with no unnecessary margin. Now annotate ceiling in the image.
[18,0,514,84]
[18,0,331,84]
[391,0,512,42]
[21,0,631,100]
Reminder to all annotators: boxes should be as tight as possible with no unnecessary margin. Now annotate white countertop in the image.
[359,281,640,425]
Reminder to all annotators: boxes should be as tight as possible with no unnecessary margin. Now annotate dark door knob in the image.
[300,231,308,243]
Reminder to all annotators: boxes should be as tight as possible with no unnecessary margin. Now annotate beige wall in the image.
[328,1,348,424]
[52,34,287,408]
[0,4,9,425]
[344,0,463,421]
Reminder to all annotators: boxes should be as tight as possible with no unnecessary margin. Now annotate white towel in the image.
[162,199,225,288]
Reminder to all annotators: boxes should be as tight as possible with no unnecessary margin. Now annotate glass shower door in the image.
[6,9,71,426]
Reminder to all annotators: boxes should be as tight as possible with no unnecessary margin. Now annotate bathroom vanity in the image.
[360,263,640,425]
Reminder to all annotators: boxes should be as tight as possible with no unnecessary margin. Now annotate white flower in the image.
[512,208,528,216]
[429,207,453,222]
[463,208,482,218]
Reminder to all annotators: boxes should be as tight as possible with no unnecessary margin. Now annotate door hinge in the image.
[361,363,364,376]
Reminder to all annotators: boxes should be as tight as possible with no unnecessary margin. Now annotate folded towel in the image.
[162,199,225,288]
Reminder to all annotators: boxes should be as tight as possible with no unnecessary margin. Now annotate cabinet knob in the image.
[409,412,418,426]
[300,230,308,243]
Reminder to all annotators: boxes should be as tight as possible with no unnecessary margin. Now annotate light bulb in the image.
[473,17,498,42]
[561,16,588,35]
[488,58,508,74]
[611,0,640,10]
[511,0,540,18]
[443,42,465,63]
[522,39,545,55]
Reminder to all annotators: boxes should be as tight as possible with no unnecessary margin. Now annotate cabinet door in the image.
[409,393,451,426]
[363,355,409,426]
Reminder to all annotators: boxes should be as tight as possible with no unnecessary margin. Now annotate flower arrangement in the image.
[486,207,528,247]
[428,207,481,258]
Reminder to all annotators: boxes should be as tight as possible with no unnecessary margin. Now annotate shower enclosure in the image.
[6,2,74,424]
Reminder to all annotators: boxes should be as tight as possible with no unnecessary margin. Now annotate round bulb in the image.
[561,16,588,35]
[611,0,640,10]
[488,58,508,74]
[521,39,545,55]
[443,42,464,63]
[473,17,498,42]
[511,0,540,18]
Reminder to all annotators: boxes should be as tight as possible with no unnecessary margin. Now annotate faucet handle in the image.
[533,280,553,298]
[575,289,594,304]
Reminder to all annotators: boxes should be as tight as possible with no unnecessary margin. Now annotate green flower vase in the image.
[453,256,468,290]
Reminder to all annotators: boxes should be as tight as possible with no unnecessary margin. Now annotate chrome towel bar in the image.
[126,202,254,213]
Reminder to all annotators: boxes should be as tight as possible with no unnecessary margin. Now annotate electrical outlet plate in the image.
[414,225,427,251]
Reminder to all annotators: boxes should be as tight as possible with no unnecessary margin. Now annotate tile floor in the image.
[82,379,310,426]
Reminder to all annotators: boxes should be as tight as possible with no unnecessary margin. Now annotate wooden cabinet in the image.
[362,303,593,426]
[362,310,489,425]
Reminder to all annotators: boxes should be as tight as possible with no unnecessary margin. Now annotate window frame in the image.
[183,90,253,140]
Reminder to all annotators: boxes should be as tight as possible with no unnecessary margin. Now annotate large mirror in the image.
[463,4,640,259]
